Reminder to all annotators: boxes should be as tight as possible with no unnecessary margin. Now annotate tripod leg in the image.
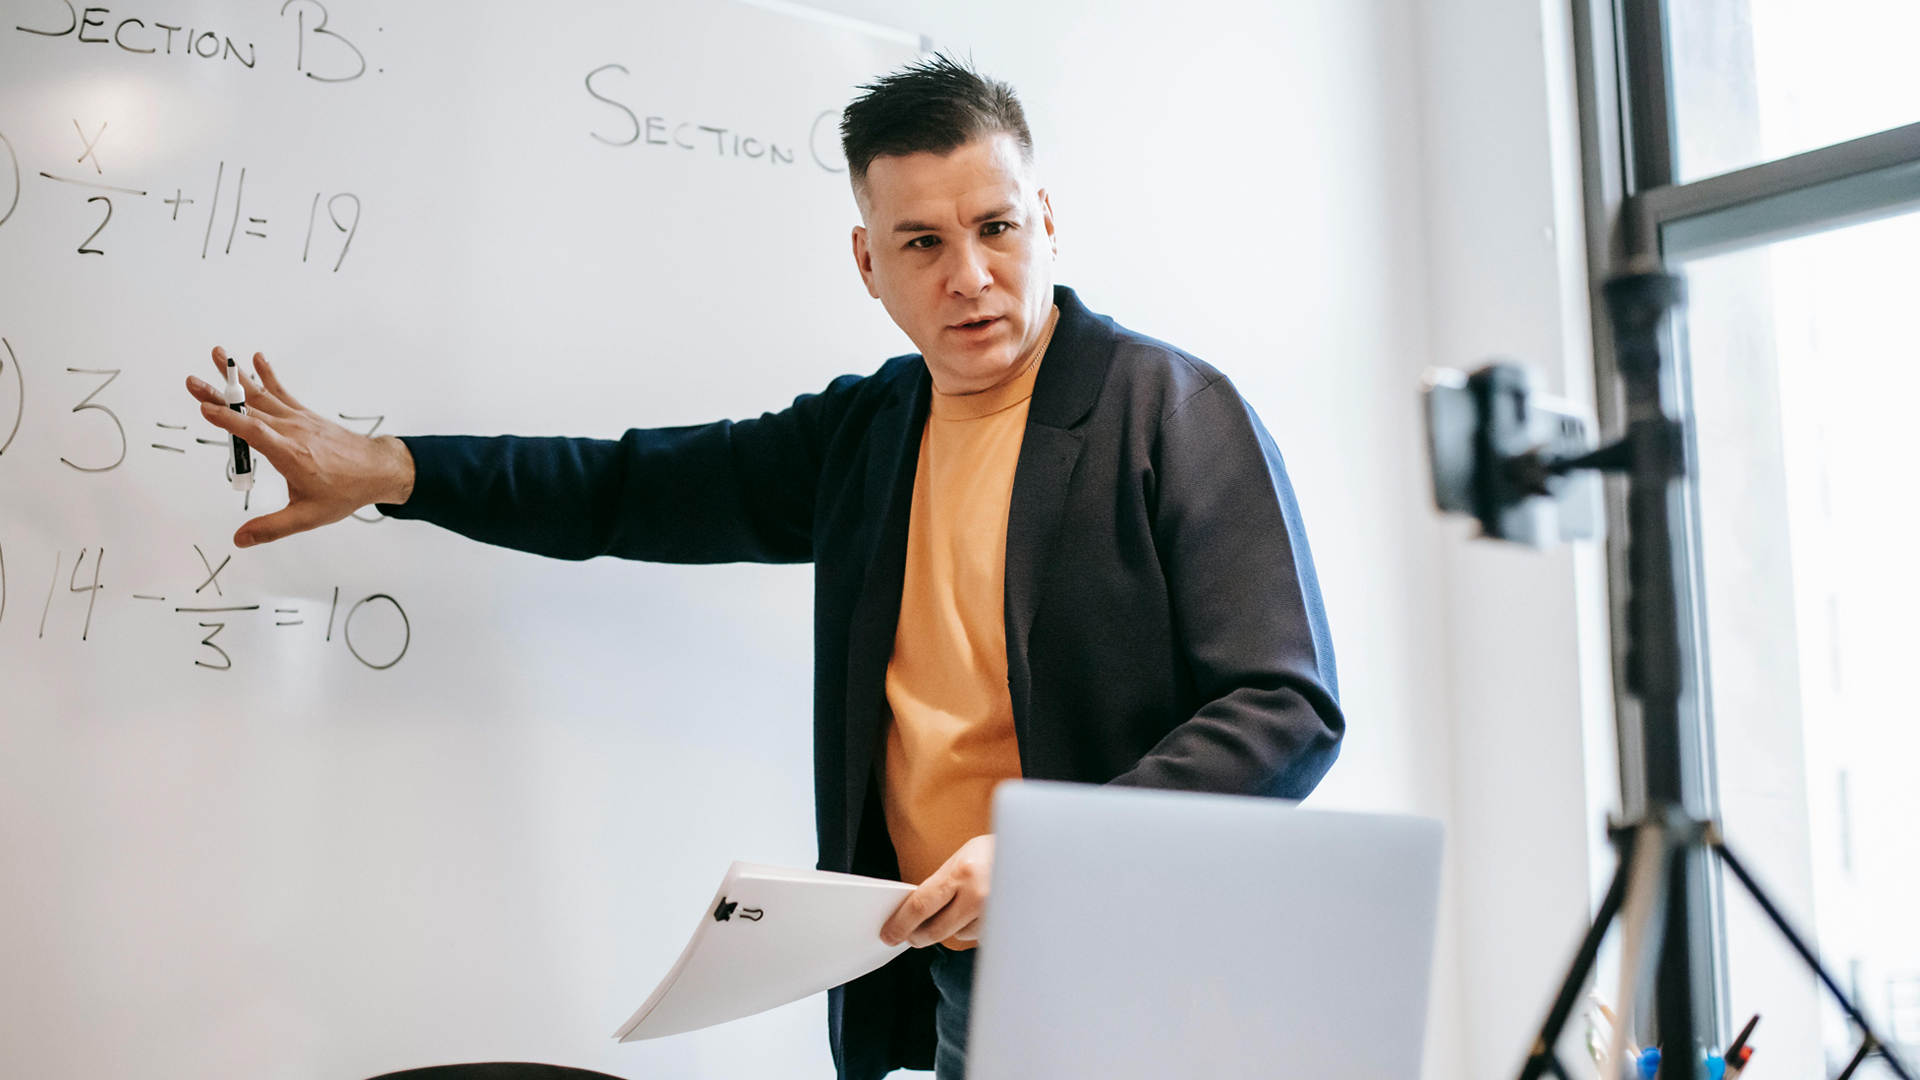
[1655,838,1703,1080]
[1519,831,1639,1080]
[1713,840,1916,1080]
[1834,1037,1876,1080]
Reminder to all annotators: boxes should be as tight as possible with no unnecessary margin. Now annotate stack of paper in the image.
[616,862,918,1041]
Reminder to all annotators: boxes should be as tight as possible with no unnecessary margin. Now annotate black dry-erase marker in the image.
[224,356,254,491]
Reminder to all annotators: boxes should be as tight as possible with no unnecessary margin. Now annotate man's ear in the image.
[1038,189,1057,258]
[851,225,880,299]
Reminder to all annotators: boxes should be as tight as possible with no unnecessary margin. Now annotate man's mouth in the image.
[950,316,1002,332]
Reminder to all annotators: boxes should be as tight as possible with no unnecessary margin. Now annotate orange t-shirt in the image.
[882,308,1059,947]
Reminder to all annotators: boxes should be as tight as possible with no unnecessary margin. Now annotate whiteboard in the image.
[0,2,920,1077]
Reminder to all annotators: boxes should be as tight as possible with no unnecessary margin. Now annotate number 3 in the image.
[60,367,126,472]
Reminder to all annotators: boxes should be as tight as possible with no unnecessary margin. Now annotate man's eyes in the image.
[904,222,1015,250]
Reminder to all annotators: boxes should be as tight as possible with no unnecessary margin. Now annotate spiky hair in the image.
[839,54,1033,191]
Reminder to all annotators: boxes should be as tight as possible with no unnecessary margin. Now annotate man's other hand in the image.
[186,347,415,548]
[880,834,994,948]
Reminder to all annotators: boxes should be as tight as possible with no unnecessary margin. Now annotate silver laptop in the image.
[968,781,1443,1080]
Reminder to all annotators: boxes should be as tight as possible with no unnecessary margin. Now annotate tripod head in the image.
[1422,362,1602,547]
[1421,271,1689,553]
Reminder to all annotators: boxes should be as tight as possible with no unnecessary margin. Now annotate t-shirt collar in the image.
[929,304,1061,421]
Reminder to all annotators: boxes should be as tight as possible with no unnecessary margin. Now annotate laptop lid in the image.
[967,781,1444,1080]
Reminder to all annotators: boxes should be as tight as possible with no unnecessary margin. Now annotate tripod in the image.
[1510,271,1916,1080]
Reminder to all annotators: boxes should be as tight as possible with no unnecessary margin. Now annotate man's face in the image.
[852,133,1057,395]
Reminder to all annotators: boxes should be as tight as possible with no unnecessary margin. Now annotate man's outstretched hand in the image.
[880,834,994,949]
[187,347,415,548]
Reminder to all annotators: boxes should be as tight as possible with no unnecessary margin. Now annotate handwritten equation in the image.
[0,539,410,672]
[0,338,409,672]
[0,120,360,269]
[1,336,382,477]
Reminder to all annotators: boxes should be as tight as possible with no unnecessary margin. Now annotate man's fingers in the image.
[225,354,297,418]
[909,897,975,947]
[882,835,995,947]
[186,375,226,408]
[252,355,312,414]
[191,367,289,417]
[193,347,362,550]
[201,349,306,419]
[881,879,955,946]
[880,891,933,945]
[199,347,294,418]
[235,501,338,548]
[233,368,297,419]
[199,400,291,459]
[951,918,981,943]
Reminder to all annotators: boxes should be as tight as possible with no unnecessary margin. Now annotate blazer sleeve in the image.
[1108,376,1345,798]
[379,374,864,564]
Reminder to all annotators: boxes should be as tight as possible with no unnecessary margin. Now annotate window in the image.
[1668,0,1920,183]
[1573,0,1920,1075]
[1679,208,1920,1076]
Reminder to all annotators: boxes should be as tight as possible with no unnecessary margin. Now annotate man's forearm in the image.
[1106,682,1342,798]
[380,425,818,564]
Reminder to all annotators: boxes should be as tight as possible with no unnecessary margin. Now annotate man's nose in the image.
[945,238,992,297]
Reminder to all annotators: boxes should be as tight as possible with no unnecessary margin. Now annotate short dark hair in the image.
[839,54,1033,192]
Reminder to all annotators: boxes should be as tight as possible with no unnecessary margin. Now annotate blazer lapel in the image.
[1003,287,1117,751]
[841,366,930,858]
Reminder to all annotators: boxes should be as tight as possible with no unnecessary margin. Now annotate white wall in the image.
[792,1,1620,1077]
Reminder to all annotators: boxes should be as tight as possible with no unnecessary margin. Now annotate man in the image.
[186,57,1342,1080]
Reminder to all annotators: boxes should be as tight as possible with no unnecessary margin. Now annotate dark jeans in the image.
[928,945,976,1080]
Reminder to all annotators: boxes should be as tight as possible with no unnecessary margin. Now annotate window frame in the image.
[1568,0,1920,1047]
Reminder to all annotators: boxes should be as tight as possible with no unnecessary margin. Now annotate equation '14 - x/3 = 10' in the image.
[2,540,412,673]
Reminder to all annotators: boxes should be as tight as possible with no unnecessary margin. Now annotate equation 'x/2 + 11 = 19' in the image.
[0,124,360,269]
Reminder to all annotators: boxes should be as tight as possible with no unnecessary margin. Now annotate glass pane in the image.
[1680,207,1920,1075]
[1669,0,1920,183]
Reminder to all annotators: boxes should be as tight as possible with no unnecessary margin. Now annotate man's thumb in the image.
[235,502,336,548]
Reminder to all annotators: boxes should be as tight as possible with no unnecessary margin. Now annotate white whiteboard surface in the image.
[0,2,918,1078]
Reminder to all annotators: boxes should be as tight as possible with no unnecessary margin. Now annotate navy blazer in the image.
[384,285,1342,1079]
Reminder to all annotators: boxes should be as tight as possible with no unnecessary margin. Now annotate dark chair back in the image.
[366,1065,627,1080]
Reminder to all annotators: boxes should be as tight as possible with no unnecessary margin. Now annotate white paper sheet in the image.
[615,862,918,1041]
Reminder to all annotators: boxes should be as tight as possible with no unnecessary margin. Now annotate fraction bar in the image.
[39,171,148,196]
